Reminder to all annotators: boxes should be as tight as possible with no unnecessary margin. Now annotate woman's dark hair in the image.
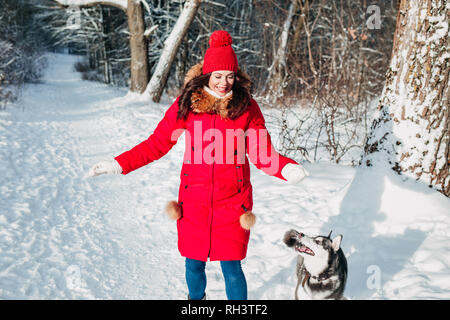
[178,69,253,120]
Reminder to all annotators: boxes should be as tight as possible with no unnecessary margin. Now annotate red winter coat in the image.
[115,89,297,262]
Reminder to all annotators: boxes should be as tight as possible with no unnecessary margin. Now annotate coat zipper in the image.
[207,115,217,259]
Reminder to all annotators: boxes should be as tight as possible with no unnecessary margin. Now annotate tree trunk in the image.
[363,0,449,196]
[127,0,149,93]
[267,0,297,101]
[54,0,149,93]
[145,0,201,102]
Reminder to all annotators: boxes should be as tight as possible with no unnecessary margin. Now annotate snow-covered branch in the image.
[53,0,127,11]
[144,25,158,38]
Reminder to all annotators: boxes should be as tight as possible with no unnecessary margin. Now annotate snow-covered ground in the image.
[0,53,448,300]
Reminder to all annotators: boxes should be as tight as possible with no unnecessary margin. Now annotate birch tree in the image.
[363,0,449,196]
[144,0,201,102]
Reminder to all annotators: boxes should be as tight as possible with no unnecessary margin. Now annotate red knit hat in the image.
[202,30,238,74]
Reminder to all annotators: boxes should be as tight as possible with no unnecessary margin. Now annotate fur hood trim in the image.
[190,87,233,119]
[184,62,204,87]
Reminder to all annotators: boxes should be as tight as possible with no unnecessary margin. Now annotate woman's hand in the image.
[281,163,309,184]
[88,160,122,177]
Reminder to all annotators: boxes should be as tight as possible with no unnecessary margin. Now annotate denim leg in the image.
[185,258,207,300]
[220,260,247,300]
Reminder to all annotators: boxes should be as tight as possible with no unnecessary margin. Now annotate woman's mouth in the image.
[216,86,229,93]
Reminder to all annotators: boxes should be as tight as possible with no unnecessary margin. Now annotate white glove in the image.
[88,160,122,177]
[281,163,309,184]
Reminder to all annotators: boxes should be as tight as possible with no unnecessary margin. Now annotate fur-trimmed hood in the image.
[182,62,252,120]
[183,62,204,87]
[190,87,233,119]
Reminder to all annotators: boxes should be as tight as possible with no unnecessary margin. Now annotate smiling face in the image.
[208,70,235,96]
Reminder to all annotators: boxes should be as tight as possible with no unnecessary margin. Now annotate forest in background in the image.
[1,0,399,103]
[46,0,398,104]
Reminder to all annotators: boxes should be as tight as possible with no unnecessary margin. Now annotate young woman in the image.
[88,30,308,300]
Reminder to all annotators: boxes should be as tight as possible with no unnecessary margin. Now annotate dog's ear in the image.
[331,235,343,252]
[283,230,299,247]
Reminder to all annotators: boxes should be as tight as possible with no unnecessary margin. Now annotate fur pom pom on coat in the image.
[165,200,256,230]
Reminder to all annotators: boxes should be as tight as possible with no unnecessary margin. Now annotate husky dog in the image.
[283,229,347,300]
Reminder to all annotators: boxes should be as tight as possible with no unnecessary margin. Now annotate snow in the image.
[0,53,449,300]
[54,0,127,9]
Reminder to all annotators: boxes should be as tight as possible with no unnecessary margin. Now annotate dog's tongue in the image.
[298,245,315,256]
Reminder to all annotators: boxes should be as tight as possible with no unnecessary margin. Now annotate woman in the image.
[89,30,308,300]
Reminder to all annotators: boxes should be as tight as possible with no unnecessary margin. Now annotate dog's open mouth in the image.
[296,244,315,256]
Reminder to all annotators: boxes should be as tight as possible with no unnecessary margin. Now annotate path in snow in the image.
[0,53,449,299]
[0,54,186,299]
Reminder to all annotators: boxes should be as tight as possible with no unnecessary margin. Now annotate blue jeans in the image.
[185,258,247,300]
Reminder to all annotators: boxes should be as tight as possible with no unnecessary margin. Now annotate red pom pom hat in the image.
[202,30,238,74]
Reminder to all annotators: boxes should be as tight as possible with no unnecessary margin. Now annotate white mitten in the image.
[281,163,309,184]
[88,160,122,177]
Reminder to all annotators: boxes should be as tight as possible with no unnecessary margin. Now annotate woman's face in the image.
[208,70,235,96]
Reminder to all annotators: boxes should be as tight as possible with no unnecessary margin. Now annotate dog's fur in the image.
[283,229,347,300]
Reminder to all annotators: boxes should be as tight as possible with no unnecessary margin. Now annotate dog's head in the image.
[283,229,343,276]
